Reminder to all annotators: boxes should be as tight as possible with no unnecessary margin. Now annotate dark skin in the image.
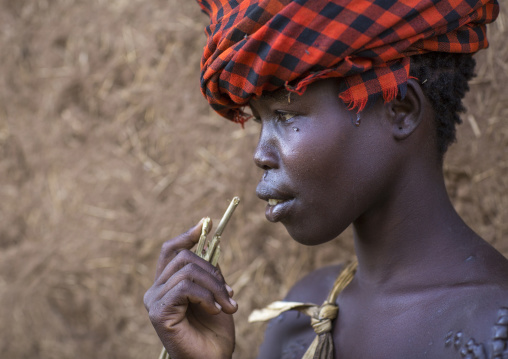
[145,78,508,358]
[143,219,237,359]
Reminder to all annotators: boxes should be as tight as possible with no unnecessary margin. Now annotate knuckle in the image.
[175,250,201,268]
[146,298,164,320]
[171,250,192,269]
[173,249,187,262]
[213,280,228,297]
[203,290,214,303]
[143,290,151,309]
[185,261,200,273]
[161,240,177,257]
[211,267,225,281]
[182,262,209,281]
[148,307,162,323]
[178,249,193,261]
[177,278,192,291]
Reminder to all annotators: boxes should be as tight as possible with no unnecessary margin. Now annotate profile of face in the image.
[249,78,406,246]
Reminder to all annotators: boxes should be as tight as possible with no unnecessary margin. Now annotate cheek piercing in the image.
[292,127,299,132]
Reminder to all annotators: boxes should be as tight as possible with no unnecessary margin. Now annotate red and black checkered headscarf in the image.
[196,0,499,124]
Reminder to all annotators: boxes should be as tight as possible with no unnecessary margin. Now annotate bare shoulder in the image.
[398,262,508,358]
[333,277,508,358]
[390,282,508,358]
[254,261,508,359]
[439,286,508,358]
[255,264,344,359]
[285,264,344,302]
[421,246,508,358]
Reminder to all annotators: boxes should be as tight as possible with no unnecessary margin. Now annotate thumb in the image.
[155,218,212,279]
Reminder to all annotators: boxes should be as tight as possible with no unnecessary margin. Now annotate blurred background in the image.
[0,0,507,358]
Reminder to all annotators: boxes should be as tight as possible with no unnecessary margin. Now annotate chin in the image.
[284,222,345,246]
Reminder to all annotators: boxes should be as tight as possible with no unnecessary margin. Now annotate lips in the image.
[256,184,295,222]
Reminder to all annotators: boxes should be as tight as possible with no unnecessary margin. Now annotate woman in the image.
[144,0,508,358]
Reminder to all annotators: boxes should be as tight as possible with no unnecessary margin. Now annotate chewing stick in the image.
[195,217,211,257]
[210,244,221,267]
[195,196,240,266]
[204,236,219,263]
[212,196,240,239]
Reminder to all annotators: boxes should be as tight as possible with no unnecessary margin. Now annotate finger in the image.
[155,218,212,279]
[159,261,237,314]
[155,249,224,287]
[159,279,223,319]
[217,264,234,297]
[147,280,222,333]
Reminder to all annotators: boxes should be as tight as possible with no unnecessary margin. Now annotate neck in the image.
[351,166,485,292]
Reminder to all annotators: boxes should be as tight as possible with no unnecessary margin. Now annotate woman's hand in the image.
[144,219,237,359]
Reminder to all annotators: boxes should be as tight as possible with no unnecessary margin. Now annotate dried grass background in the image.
[0,1,507,358]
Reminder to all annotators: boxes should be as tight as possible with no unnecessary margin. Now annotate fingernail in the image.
[225,284,234,296]
[229,297,237,307]
[215,302,222,311]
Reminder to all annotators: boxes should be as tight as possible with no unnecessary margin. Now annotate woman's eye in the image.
[275,112,296,123]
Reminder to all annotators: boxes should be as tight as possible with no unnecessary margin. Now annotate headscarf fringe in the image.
[382,85,399,104]
[285,81,307,96]
[232,109,251,128]
[339,90,368,113]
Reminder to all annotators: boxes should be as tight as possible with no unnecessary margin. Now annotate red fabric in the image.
[196,0,499,124]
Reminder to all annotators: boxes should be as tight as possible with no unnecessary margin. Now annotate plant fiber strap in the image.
[249,259,358,359]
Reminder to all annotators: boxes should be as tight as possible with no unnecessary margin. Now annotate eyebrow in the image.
[263,88,298,104]
[248,87,300,115]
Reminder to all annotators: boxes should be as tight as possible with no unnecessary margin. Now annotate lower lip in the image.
[265,199,294,222]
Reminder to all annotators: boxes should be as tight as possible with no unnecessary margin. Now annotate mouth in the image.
[257,189,293,205]
[265,197,294,222]
[256,186,295,222]
[268,198,286,206]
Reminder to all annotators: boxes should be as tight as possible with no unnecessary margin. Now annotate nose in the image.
[253,125,279,170]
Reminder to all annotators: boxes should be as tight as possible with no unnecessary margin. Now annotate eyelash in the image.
[251,111,297,124]
[275,111,296,123]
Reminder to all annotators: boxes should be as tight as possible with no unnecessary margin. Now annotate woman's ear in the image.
[386,79,425,140]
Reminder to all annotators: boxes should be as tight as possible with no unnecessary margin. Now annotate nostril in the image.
[253,133,278,170]
[254,154,275,171]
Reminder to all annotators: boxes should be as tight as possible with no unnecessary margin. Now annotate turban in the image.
[196,0,499,124]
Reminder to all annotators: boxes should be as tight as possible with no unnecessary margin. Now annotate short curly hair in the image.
[409,53,476,156]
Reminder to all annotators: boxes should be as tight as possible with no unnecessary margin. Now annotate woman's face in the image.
[250,78,399,245]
